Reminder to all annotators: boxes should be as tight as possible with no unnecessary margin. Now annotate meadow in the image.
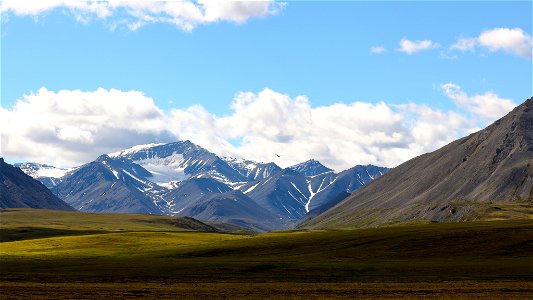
[1,209,532,299]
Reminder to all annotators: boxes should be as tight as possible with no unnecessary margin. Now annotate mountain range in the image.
[0,158,73,211]
[301,97,533,229]
[4,97,531,232]
[8,142,388,231]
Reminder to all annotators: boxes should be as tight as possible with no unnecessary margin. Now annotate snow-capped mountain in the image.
[18,139,389,231]
[223,157,281,181]
[109,141,248,186]
[239,169,310,222]
[304,165,389,212]
[288,159,333,177]
[1,159,73,211]
[237,164,390,225]
[14,162,71,188]
[52,155,164,214]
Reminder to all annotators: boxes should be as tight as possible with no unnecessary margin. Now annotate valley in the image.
[1,208,532,299]
[2,2,531,299]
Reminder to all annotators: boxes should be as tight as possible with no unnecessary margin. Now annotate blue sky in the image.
[1,1,532,170]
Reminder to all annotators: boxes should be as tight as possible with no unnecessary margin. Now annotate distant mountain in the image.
[109,141,248,186]
[172,189,282,232]
[301,97,533,229]
[306,165,389,212]
[53,157,282,231]
[53,155,164,214]
[0,158,73,211]
[288,159,333,177]
[239,164,389,226]
[16,140,388,231]
[241,169,309,223]
[14,162,70,188]
[223,157,281,181]
[162,177,234,214]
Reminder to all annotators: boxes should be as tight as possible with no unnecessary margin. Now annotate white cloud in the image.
[397,38,439,54]
[0,87,173,166]
[440,82,517,120]
[478,28,532,58]
[1,86,515,171]
[370,46,386,54]
[450,28,532,59]
[450,37,476,52]
[1,0,284,31]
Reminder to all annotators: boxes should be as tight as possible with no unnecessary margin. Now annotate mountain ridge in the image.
[12,141,389,231]
[1,158,74,211]
[301,97,533,229]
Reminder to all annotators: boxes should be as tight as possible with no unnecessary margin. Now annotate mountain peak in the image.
[108,143,165,158]
[288,159,333,177]
[96,154,111,162]
[0,159,73,211]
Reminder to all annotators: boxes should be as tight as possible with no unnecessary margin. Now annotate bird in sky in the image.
[275,154,280,157]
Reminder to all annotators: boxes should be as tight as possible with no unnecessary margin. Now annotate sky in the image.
[1,0,532,171]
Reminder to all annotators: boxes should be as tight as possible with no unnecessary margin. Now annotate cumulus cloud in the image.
[1,86,515,171]
[370,46,386,54]
[1,0,284,31]
[0,88,174,166]
[397,38,439,54]
[450,28,532,59]
[478,28,532,58]
[440,83,517,120]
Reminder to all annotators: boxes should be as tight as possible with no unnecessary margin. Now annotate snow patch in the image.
[109,143,164,158]
[133,152,191,185]
[110,169,119,179]
[244,181,262,194]
[17,163,70,179]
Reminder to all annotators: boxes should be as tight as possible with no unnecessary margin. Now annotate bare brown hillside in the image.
[301,97,533,229]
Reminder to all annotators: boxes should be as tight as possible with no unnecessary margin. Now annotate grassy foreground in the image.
[1,209,532,299]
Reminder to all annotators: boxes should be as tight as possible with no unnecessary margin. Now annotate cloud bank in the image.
[1,0,284,31]
[450,27,532,59]
[1,86,517,171]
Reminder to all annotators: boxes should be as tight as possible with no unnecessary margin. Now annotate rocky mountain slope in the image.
[52,155,164,214]
[223,157,281,181]
[0,158,73,211]
[301,97,533,229]
[109,141,248,186]
[14,162,70,189]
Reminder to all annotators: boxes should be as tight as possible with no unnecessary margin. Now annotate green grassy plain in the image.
[1,209,532,299]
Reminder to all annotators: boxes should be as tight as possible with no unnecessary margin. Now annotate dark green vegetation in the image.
[1,209,532,298]
[0,208,223,242]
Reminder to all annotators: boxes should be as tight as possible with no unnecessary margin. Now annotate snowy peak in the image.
[109,141,247,186]
[223,157,281,181]
[109,140,204,161]
[1,160,74,211]
[288,159,333,177]
[53,155,164,214]
[15,162,70,179]
[14,162,71,188]
[108,143,165,158]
